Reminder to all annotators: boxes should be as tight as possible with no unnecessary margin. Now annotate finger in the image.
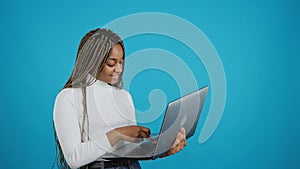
[171,138,180,148]
[141,127,151,136]
[172,148,178,153]
[177,132,185,141]
[171,147,178,154]
[139,130,150,138]
[178,141,185,150]
[166,149,173,156]
[178,138,186,147]
[172,132,183,147]
[173,141,185,153]
[181,127,186,135]
[182,139,187,147]
[146,137,157,144]
[170,129,187,150]
[172,133,182,146]
[175,142,184,152]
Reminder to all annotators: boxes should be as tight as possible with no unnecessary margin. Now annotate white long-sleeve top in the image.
[53,79,137,168]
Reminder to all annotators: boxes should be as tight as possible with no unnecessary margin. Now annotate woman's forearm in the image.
[106,129,122,146]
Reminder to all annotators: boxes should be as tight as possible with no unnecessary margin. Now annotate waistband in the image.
[82,159,138,169]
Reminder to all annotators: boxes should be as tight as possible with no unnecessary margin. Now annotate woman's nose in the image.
[115,63,123,73]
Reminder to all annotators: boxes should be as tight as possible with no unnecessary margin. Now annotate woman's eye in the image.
[106,59,124,67]
[107,61,115,67]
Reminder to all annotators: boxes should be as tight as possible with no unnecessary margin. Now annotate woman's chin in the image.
[109,79,118,85]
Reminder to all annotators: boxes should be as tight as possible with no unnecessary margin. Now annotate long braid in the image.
[81,87,89,169]
[81,86,89,142]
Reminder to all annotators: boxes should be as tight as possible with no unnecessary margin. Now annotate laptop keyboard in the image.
[125,141,156,156]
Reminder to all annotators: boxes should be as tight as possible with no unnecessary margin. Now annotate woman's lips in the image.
[111,75,119,80]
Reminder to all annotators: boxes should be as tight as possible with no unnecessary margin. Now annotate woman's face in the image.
[97,44,124,85]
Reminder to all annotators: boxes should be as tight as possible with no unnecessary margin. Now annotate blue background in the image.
[1,0,299,168]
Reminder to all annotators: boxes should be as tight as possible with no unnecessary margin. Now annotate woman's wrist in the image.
[106,129,122,146]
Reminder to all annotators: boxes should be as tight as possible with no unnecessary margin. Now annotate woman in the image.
[53,28,186,169]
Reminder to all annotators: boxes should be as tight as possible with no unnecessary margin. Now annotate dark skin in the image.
[99,44,187,157]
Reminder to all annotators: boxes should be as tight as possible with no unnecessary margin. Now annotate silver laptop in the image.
[102,86,209,160]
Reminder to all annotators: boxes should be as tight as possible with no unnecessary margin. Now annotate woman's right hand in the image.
[106,125,154,146]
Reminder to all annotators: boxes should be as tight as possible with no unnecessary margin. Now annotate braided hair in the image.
[52,28,125,169]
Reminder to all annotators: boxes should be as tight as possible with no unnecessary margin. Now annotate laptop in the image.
[102,86,209,160]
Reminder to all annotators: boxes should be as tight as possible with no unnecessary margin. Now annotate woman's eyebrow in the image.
[108,58,124,61]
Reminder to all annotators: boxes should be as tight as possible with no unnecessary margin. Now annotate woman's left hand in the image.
[160,127,187,158]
